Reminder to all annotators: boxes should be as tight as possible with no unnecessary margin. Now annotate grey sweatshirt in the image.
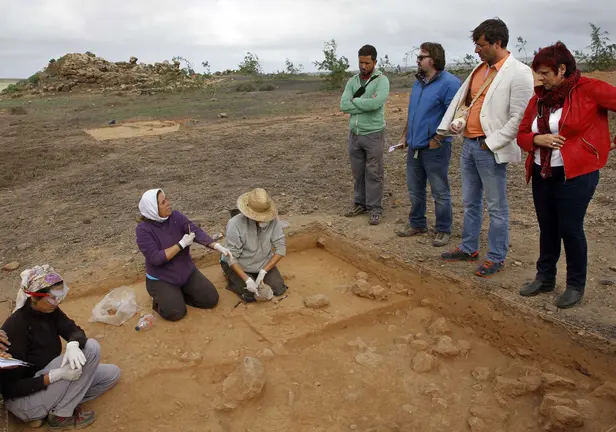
[222,214,286,272]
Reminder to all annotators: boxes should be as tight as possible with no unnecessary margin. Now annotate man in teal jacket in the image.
[340,45,390,225]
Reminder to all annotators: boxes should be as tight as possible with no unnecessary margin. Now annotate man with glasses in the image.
[395,42,460,247]
[437,18,534,277]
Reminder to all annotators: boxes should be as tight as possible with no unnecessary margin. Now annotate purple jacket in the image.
[136,210,214,286]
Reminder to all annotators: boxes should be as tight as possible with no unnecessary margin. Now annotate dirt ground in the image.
[3,234,616,431]
[0,73,615,430]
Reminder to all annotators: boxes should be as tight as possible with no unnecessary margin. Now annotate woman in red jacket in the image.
[516,42,616,308]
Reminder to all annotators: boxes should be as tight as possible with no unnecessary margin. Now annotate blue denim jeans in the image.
[459,137,509,262]
[406,142,452,233]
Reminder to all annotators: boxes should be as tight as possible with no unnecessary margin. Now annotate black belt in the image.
[466,135,486,141]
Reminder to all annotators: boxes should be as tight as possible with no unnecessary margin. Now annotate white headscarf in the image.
[139,189,168,223]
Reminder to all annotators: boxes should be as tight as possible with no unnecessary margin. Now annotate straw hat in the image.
[236,188,278,222]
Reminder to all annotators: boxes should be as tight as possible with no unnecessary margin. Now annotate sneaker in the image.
[441,247,479,262]
[395,225,427,237]
[475,260,504,278]
[344,205,367,217]
[432,232,450,247]
[47,409,96,430]
[369,212,382,225]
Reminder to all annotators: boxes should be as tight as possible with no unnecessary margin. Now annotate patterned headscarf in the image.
[14,264,65,312]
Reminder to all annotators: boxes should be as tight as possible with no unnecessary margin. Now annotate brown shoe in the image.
[344,205,368,217]
[395,224,427,237]
[47,409,97,430]
[432,232,451,247]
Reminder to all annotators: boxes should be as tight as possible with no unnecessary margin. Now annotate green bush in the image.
[27,73,40,85]
[236,82,256,92]
[258,83,275,91]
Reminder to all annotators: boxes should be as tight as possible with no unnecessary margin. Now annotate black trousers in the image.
[532,164,599,291]
[145,269,219,321]
[220,262,287,298]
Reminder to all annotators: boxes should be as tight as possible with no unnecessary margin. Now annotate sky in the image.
[1,0,615,78]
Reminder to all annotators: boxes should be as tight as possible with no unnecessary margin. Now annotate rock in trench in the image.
[303,294,330,309]
[222,357,266,402]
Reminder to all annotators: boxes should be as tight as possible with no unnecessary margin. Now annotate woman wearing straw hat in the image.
[0,265,120,429]
[221,188,288,302]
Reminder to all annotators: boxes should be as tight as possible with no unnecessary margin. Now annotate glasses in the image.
[474,42,491,50]
[27,285,69,305]
[416,55,432,61]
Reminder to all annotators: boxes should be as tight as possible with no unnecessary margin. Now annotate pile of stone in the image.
[3,52,223,96]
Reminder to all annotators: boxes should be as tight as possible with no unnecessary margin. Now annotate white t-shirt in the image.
[532,108,563,166]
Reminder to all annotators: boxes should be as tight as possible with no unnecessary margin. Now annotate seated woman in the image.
[516,42,616,308]
[221,188,288,302]
[136,188,232,321]
[0,265,120,429]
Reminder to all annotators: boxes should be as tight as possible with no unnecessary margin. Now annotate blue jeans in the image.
[459,138,509,262]
[406,142,452,233]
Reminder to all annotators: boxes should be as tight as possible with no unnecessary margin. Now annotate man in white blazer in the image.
[437,18,534,277]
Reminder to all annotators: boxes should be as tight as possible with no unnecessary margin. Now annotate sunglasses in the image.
[417,55,432,61]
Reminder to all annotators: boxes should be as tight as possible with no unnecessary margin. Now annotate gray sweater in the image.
[222,214,286,272]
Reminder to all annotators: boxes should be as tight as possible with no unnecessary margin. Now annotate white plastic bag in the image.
[89,286,138,326]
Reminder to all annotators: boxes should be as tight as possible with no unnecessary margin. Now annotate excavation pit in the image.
[8,228,616,431]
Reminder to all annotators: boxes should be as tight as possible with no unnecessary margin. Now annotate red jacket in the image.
[517,76,616,182]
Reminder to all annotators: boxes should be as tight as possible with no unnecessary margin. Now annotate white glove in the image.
[49,365,83,383]
[178,232,195,249]
[61,341,86,370]
[245,278,258,294]
[255,269,267,286]
[213,243,232,258]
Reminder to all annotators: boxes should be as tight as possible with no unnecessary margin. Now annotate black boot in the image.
[520,279,556,297]
[554,287,584,309]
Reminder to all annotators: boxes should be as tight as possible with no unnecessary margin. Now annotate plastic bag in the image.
[89,286,138,326]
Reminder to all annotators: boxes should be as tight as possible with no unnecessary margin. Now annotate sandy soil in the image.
[0,73,615,430]
[3,235,615,431]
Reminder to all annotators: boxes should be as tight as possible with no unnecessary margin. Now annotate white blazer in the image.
[437,55,534,164]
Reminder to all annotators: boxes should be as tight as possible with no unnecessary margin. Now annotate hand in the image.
[49,365,83,383]
[245,278,258,294]
[61,341,86,370]
[255,269,267,286]
[213,243,232,258]
[610,140,616,152]
[480,142,491,151]
[0,330,10,352]
[533,134,566,149]
[179,232,196,249]
[449,120,464,134]
[428,138,441,149]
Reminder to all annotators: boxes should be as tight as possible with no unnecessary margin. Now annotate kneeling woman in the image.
[0,265,120,429]
[136,188,232,321]
[221,188,288,302]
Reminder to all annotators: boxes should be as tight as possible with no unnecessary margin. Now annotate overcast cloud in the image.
[1,0,615,78]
